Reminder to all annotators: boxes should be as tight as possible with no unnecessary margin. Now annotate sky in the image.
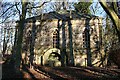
[1,0,115,3]
[1,0,120,2]
[0,0,107,50]
[91,0,106,17]
[0,0,106,17]
[0,0,107,27]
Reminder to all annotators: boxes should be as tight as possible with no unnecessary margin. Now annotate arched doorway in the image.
[41,48,61,67]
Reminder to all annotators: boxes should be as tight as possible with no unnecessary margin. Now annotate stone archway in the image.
[42,48,61,67]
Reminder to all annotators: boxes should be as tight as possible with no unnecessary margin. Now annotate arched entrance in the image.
[41,48,61,67]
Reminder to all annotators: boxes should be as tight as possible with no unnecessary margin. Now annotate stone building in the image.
[20,10,102,67]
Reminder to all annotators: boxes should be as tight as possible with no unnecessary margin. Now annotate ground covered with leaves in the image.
[2,61,120,80]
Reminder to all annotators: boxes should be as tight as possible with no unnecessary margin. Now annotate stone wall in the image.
[22,15,102,67]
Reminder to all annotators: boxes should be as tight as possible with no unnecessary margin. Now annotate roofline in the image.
[16,10,101,23]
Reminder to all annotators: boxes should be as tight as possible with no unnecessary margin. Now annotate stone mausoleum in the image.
[19,10,102,67]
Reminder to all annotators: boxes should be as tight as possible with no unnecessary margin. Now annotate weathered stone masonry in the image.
[19,10,102,67]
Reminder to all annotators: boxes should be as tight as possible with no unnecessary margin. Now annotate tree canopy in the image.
[74,2,92,14]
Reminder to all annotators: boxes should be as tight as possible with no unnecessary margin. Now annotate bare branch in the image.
[26,1,51,9]
[0,11,15,24]
[99,0,120,31]
[0,4,15,17]
[15,2,21,16]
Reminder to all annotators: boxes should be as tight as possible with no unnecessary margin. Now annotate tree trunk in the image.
[68,20,74,66]
[15,21,24,70]
[85,19,92,67]
[61,20,66,67]
[29,18,36,69]
[14,1,27,71]
[2,28,10,59]
[99,0,120,42]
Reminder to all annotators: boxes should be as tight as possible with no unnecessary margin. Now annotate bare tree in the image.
[1,0,51,72]
[99,0,120,42]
